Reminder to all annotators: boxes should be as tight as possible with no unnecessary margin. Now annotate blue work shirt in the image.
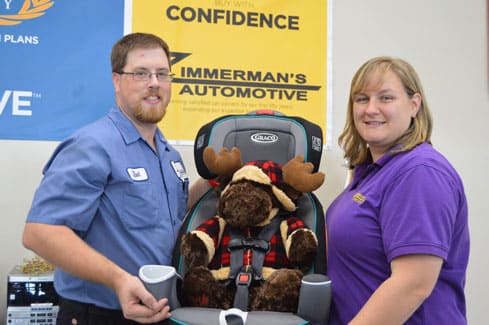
[26,106,189,309]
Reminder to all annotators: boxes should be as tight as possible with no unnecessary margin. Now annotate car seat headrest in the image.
[194,111,323,179]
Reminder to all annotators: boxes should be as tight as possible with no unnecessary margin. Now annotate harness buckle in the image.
[236,271,252,287]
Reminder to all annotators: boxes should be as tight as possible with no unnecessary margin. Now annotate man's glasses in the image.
[118,70,175,82]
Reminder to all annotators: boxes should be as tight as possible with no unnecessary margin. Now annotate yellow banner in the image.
[132,0,329,145]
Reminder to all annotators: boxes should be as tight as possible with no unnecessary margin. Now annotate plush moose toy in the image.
[180,146,325,312]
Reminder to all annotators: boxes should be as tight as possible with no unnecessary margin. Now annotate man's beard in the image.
[134,104,166,123]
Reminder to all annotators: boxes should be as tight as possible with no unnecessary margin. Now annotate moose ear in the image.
[203,146,243,178]
[282,155,325,193]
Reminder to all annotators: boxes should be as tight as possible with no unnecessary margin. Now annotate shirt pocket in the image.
[121,182,159,229]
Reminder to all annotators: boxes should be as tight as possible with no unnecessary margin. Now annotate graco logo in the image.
[1,0,55,26]
[250,132,279,144]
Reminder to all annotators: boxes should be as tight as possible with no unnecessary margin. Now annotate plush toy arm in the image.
[180,216,224,269]
[181,232,210,269]
[287,229,318,272]
[281,216,318,272]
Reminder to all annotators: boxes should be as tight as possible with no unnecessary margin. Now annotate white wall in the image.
[1,0,488,323]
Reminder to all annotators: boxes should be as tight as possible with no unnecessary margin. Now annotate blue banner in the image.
[0,0,124,140]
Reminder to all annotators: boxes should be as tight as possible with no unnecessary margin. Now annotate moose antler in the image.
[282,155,325,193]
[203,146,243,177]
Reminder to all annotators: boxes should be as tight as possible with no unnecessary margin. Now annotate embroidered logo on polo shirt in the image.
[352,192,366,204]
[127,168,148,181]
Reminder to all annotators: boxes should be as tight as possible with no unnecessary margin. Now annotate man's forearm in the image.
[22,222,129,291]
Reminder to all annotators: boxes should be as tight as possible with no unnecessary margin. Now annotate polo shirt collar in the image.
[372,150,396,168]
[361,144,403,169]
[351,148,399,189]
[108,106,169,150]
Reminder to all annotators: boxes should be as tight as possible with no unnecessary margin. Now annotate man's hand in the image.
[115,273,171,323]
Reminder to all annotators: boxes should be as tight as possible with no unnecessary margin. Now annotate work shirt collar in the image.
[108,106,169,150]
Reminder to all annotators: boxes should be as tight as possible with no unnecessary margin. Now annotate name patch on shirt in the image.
[127,167,148,181]
[171,161,188,182]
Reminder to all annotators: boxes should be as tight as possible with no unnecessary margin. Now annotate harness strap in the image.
[227,234,244,279]
[251,217,282,280]
[227,230,249,311]
[233,272,252,311]
[227,215,285,310]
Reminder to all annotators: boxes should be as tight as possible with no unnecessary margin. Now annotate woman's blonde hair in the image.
[338,56,433,167]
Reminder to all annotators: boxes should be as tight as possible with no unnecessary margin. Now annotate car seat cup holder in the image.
[138,265,181,310]
[297,273,332,325]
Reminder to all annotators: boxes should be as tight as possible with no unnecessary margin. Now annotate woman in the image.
[326,56,469,324]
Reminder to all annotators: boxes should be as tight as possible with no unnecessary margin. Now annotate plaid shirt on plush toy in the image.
[192,214,310,281]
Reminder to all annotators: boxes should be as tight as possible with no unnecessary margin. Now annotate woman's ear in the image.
[411,92,422,117]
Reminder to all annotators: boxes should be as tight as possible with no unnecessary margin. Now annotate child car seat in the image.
[168,110,331,325]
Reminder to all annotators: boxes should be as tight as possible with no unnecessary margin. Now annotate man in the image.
[23,33,188,324]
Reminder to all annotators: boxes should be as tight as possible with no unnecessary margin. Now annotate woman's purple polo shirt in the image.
[326,142,469,324]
